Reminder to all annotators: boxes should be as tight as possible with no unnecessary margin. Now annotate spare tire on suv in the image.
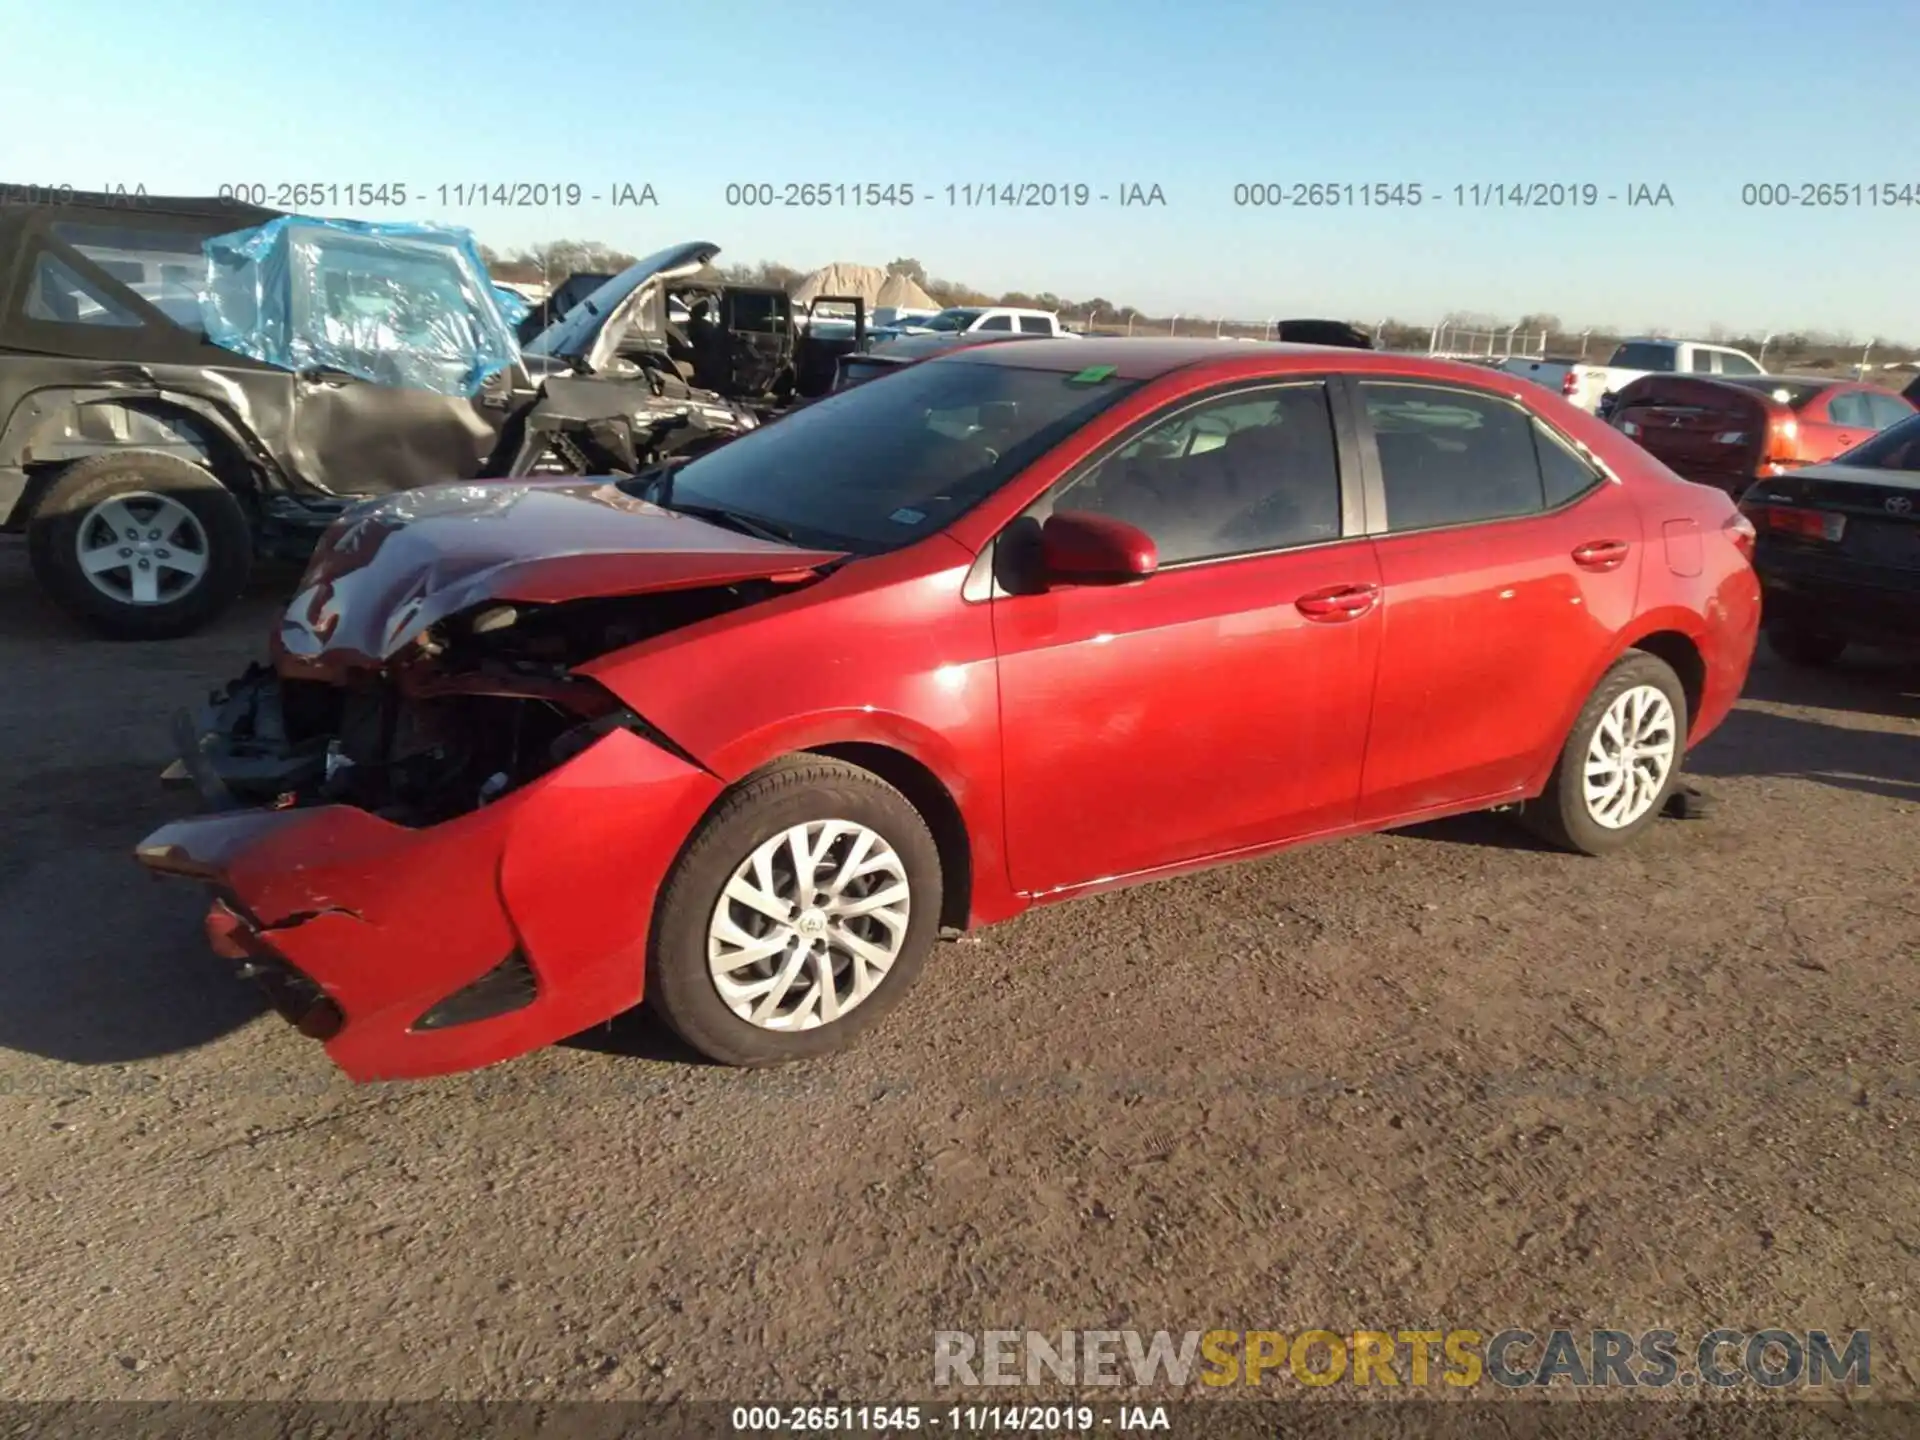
[27,451,253,641]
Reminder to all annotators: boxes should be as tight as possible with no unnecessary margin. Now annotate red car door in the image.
[1351,379,1644,823]
[991,380,1384,896]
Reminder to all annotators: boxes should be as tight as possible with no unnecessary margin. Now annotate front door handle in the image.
[1295,582,1379,622]
[1572,539,1630,570]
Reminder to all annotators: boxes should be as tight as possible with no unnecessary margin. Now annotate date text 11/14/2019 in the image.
[721,182,1167,208]
[1230,182,1676,208]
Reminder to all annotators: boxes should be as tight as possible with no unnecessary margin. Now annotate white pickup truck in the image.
[870,305,1077,346]
[1501,338,1765,415]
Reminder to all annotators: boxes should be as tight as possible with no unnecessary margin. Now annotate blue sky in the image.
[4,0,1917,337]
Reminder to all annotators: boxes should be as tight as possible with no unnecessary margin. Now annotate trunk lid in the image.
[1746,463,1920,571]
[1614,376,1775,485]
[278,478,843,668]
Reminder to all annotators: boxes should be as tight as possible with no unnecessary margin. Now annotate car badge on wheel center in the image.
[1887,495,1913,514]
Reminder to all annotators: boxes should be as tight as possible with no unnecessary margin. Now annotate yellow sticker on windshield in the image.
[1067,365,1118,384]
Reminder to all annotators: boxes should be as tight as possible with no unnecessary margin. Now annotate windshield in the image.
[645,356,1142,552]
[919,309,982,333]
[1833,412,1920,472]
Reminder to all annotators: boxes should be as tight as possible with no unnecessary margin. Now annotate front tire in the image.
[1522,651,1689,856]
[647,757,943,1066]
[27,452,253,641]
[1766,623,1848,669]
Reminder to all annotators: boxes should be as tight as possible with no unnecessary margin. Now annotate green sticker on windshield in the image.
[1067,364,1118,384]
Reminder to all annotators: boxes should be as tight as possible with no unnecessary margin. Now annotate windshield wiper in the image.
[667,501,798,546]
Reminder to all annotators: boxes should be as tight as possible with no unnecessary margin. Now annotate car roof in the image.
[936,336,1507,385]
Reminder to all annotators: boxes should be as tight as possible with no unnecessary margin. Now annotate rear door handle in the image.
[1295,582,1379,622]
[1572,539,1631,570]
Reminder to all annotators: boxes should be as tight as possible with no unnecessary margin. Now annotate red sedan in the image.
[1612,373,1915,497]
[136,340,1761,1079]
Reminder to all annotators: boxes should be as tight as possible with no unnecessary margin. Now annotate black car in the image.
[1737,413,1920,665]
[0,196,849,639]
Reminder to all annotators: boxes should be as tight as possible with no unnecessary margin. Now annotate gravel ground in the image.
[0,540,1914,1405]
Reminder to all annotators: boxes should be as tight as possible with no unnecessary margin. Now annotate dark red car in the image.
[1611,373,1915,498]
[136,340,1761,1080]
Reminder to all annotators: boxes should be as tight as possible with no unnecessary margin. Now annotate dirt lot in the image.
[0,539,1913,1405]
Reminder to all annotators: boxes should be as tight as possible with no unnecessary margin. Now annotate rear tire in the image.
[1522,651,1689,856]
[27,452,252,641]
[1766,623,1847,669]
[646,757,943,1066]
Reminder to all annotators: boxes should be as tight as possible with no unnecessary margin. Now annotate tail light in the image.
[1723,510,1757,561]
[1561,370,1579,397]
[1742,500,1845,543]
[1761,414,1801,468]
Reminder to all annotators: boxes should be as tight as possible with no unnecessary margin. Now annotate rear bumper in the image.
[1758,550,1920,646]
[135,728,723,1081]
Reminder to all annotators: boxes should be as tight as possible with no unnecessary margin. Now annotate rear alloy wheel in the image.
[27,451,252,640]
[1767,623,1848,669]
[647,758,942,1065]
[1522,652,1689,855]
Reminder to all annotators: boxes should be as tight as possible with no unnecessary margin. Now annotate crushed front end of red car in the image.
[134,479,842,1079]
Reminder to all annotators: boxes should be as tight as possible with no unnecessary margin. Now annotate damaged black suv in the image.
[0,192,860,639]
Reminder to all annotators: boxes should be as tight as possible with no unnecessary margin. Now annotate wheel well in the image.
[807,742,972,933]
[1631,630,1705,726]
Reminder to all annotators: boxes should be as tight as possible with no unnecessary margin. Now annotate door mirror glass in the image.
[1041,510,1158,584]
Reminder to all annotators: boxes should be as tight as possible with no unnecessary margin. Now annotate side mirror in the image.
[1040,510,1157,585]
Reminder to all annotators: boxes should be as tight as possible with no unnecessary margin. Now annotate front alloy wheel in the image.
[647,758,943,1066]
[707,820,911,1030]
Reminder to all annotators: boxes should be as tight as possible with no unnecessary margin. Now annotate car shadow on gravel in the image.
[0,758,268,1066]
[0,852,267,1067]
[1687,707,1920,803]
[560,1007,717,1066]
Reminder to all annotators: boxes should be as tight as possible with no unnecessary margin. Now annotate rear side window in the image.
[1686,350,1717,375]
[1361,383,1559,531]
[22,254,142,327]
[1533,421,1603,506]
[1016,315,1051,334]
[52,223,209,331]
[1611,343,1677,371]
[1827,391,1875,427]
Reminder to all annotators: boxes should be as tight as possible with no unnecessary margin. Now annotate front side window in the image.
[977,314,1013,331]
[1058,383,1343,564]
[1834,413,1920,472]
[650,356,1141,552]
[1361,383,1550,531]
[1867,392,1915,429]
[1717,351,1761,376]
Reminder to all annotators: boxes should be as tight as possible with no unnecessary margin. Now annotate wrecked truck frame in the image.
[0,197,827,639]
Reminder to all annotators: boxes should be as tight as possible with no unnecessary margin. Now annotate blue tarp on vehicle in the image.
[199,215,528,398]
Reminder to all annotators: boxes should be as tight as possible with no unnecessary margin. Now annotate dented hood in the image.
[278,479,843,667]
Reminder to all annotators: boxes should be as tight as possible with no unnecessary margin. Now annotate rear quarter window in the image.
[1610,343,1678,371]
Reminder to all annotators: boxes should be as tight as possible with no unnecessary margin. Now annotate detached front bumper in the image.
[137,726,723,1081]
